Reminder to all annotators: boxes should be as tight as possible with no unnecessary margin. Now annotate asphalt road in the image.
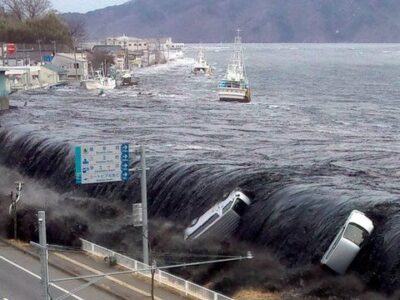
[0,239,188,300]
[0,240,120,300]
[0,257,66,300]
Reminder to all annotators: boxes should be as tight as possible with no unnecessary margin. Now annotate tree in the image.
[26,13,72,44]
[65,17,87,47]
[0,12,72,44]
[1,0,24,20]
[0,0,50,20]
[25,0,51,19]
[89,50,115,74]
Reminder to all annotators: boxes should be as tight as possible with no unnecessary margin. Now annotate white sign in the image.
[132,203,143,227]
[75,143,130,184]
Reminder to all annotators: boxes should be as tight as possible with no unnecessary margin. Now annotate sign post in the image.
[75,143,149,265]
[139,145,149,266]
[75,143,130,185]
[38,211,50,300]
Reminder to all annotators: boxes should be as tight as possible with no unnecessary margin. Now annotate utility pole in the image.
[1,42,4,66]
[130,146,149,266]
[37,39,42,65]
[74,46,78,81]
[38,211,50,300]
[140,145,149,266]
[9,191,15,237]
[151,260,156,300]
[13,192,16,240]
[9,182,23,240]
[51,40,57,54]
[23,44,26,66]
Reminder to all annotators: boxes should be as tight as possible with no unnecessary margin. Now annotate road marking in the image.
[0,255,84,300]
[54,253,162,300]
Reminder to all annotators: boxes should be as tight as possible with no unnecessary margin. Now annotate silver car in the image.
[321,210,374,274]
[184,190,251,241]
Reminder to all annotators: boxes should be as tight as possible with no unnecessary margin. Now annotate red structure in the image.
[6,43,16,55]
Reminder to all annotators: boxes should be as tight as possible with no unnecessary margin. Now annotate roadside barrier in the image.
[81,239,233,300]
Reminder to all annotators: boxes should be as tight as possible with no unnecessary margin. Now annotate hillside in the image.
[64,0,400,42]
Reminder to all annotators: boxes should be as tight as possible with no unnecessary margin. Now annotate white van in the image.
[321,210,374,274]
[184,190,251,241]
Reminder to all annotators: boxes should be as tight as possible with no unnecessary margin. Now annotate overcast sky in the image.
[51,0,128,13]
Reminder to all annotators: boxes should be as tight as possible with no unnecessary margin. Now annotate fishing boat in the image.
[81,70,116,90]
[192,49,212,75]
[218,30,251,103]
[120,72,138,87]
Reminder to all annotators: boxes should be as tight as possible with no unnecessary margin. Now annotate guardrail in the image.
[80,239,233,300]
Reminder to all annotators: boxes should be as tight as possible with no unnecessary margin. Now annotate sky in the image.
[51,0,128,13]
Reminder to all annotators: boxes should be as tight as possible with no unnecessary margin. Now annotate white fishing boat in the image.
[218,29,251,103]
[192,49,212,75]
[81,70,116,90]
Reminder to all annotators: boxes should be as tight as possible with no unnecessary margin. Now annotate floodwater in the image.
[0,44,400,293]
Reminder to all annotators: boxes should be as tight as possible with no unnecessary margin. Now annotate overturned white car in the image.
[321,210,374,274]
[184,190,251,241]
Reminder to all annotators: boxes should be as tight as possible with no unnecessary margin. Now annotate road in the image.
[0,256,69,300]
[0,240,118,300]
[0,239,187,300]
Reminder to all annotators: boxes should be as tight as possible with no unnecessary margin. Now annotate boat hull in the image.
[193,67,210,73]
[81,80,100,90]
[218,88,251,103]
[81,79,116,90]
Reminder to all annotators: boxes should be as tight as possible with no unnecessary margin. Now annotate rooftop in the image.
[54,53,87,62]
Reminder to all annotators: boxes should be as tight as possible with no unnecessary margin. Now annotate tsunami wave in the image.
[0,128,399,294]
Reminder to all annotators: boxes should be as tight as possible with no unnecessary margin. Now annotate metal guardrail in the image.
[80,239,233,300]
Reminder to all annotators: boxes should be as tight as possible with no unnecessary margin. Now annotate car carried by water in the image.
[321,210,374,274]
[184,189,251,241]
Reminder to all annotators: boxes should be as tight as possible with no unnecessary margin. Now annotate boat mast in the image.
[229,28,245,80]
[234,29,242,69]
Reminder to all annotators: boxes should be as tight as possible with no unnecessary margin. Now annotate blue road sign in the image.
[75,143,130,184]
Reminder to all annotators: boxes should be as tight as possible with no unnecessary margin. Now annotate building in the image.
[40,64,67,85]
[5,66,40,90]
[92,45,127,71]
[51,53,89,80]
[101,35,184,67]
[105,35,148,52]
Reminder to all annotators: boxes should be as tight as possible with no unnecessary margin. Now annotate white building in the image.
[40,64,67,85]
[105,35,148,52]
[105,35,184,63]
[51,53,89,80]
